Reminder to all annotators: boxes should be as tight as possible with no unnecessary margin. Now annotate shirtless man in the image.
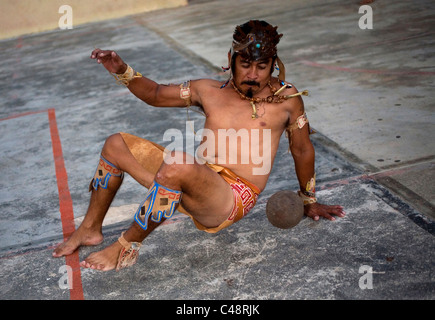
[52,20,345,271]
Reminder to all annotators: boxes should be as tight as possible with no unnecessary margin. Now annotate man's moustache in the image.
[241,81,260,86]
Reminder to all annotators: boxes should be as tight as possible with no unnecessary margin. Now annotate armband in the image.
[180,80,192,107]
[288,112,309,132]
[110,64,142,86]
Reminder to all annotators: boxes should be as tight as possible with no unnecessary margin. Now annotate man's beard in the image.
[241,80,260,98]
[246,88,254,98]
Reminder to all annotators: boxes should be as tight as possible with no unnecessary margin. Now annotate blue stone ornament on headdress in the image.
[221,20,286,85]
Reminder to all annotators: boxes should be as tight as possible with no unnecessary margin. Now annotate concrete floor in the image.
[0,0,434,303]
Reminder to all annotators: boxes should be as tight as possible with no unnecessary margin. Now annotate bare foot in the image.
[52,226,103,257]
[80,241,123,271]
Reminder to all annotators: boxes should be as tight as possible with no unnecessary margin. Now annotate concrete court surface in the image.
[0,0,434,302]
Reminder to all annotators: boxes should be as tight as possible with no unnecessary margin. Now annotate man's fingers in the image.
[306,212,331,221]
[96,51,115,64]
[305,211,320,221]
[90,49,114,61]
[90,48,102,59]
[329,205,346,217]
[320,212,335,221]
[305,203,346,221]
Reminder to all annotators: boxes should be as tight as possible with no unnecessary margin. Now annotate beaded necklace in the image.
[231,80,301,119]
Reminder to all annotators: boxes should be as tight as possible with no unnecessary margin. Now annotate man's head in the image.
[231,20,282,66]
[229,20,283,97]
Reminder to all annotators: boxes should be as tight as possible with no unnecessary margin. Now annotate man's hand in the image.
[304,202,345,221]
[90,48,127,74]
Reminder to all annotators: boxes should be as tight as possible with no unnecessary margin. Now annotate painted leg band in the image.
[89,155,124,191]
[134,181,182,230]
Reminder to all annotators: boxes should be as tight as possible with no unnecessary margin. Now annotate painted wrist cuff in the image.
[298,190,317,205]
[110,64,142,86]
[300,189,315,198]
[298,174,316,205]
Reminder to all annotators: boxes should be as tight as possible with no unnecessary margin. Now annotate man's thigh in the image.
[119,132,165,187]
[163,154,235,229]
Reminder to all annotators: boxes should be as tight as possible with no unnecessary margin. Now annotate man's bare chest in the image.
[203,95,288,132]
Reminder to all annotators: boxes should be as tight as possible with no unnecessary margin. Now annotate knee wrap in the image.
[134,181,182,230]
[89,155,124,191]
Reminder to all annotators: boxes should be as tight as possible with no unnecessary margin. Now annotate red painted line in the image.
[48,108,84,300]
[299,59,435,76]
[0,110,47,122]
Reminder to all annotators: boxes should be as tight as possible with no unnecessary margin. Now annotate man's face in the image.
[232,55,273,98]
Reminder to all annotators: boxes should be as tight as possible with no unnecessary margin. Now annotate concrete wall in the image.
[0,0,187,40]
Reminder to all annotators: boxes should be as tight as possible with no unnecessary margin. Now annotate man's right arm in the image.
[126,76,187,108]
[91,48,190,108]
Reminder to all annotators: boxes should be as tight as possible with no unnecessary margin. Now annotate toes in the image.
[80,255,112,271]
[52,250,61,258]
[52,244,73,258]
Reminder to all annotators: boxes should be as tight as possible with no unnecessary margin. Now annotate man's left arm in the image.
[288,98,345,221]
